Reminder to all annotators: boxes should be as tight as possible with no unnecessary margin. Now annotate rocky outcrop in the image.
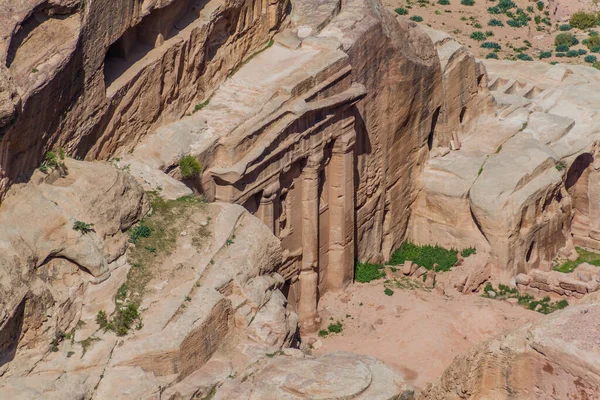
[0,179,301,399]
[214,351,415,399]
[409,61,600,280]
[420,302,600,399]
[0,0,289,193]
[0,158,147,369]
[515,263,600,299]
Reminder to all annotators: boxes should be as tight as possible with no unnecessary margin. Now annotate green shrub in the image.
[536,1,543,11]
[539,51,552,59]
[410,15,424,22]
[461,0,475,5]
[474,23,483,28]
[555,33,577,46]
[584,34,600,49]
[395,7,409,14]
[481,41,501,50]
[555,52,565,57]
[486,52,499,59]
[578,48,588,55]
[488,18,504,26]
[569,11,598,30]
[73,221,94,234]
[384,287,394,296]
[389,242,458,272]
[318,329,329,337]
[559,24,572,31]
[498,0,515,11]
[355,261,385,282]
[488,6,501,14]
[461,247,477,257]
[129,224,152,244]
[179,155,202,179]
[516,53,533,61]
[526,6,534,13]
[555,44,570,52]
[585,55,598,63]
[534,15,541,24]
[566,49,579,57]
[592,46,600,53]
[485,30,494,37]
[437,0,450,5]
[327,321,343,334]
[470,31,486,41]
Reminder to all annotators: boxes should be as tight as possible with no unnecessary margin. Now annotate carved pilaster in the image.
[298,151,323,333]
[328,126,356,291]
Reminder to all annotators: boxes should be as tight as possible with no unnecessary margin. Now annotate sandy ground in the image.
[382,0,598,64]
[308,278,541,389]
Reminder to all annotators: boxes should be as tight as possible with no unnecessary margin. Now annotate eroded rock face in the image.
[409,61,600,280]
[420,303,600,399]
[214,351,415,399]
[0,158,148,370]
[0,0,289,192]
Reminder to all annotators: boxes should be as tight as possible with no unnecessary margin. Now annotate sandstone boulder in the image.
[214,352,414,399]
[421,303,600,399]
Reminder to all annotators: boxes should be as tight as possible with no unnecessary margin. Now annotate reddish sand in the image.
[309,279,541,389]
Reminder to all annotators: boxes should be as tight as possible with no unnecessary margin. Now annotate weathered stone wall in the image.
[320,10,444,263]
[0,0,288,194]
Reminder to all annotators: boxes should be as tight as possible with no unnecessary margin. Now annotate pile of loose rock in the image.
[384,261,437,288]
[515,263,600,299]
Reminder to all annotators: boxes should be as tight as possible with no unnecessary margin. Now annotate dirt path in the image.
[308,279,541,389]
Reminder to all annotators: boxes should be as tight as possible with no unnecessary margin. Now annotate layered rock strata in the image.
[410,60,600,280]
[421,303,600,399]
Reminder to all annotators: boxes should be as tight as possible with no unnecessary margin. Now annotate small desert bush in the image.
[555,33,577,46]
[481,41,501,50]
[461,247,477,257]
[516,53,533,61]
[536,1,544,11]
[73,221,94,234]
[539,51,552,59]
[395,7,408,15]
[585,54,598,63]
[470,31,486,41]
[555,44,570,52]
[486,52,499,59]
[488,18,504,26]
[179,155,202,179]
[569,11,598,30]
[559,24,572,31]
[461,0,475,6]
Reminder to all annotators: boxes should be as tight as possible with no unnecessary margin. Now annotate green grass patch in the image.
[389,242,458,272]
[554,246,600,273]
[179,155,202,179]
[461,247,477,257]
[125,193,208,306]
[355,261,385,282]
[384,287,394,296]
[482,283,568,314]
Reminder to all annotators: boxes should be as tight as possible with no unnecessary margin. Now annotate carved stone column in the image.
[328,127,356,291]
[258,181,279,234]
[298,152,323,333]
